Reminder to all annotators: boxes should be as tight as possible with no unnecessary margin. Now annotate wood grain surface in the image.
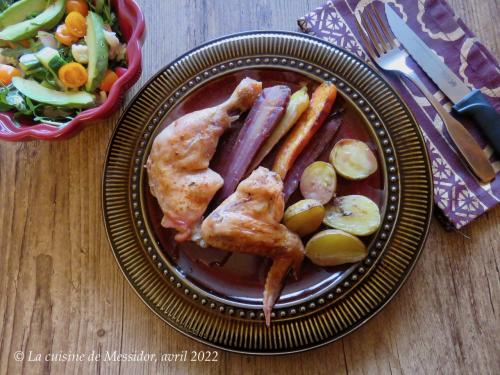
[0,1,499,374]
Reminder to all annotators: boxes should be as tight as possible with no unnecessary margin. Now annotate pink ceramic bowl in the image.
[0,0,145,141]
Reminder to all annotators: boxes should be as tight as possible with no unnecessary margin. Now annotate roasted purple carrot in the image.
[283,114,343,201]
[247,87,309,173]
[215,85,291,204]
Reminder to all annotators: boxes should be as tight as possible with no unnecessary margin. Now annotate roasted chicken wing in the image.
[146,78,262,242]
[201,167,305,325]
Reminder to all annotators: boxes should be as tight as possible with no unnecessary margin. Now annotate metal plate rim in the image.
[102,30,433,355]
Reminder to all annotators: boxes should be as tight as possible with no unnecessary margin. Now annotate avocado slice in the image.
[0,0,65,42]
[0,0,48,29]
[12,77,96,108]
[85,11,108,92]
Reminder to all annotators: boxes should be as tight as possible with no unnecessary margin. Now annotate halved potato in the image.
[305,229,367,266]
[283,199,325,237]
[329,139,377,180]
[300,161,337,204]
[324,195,381,236]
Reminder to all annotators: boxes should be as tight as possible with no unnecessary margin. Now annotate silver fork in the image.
[355,4,495,183]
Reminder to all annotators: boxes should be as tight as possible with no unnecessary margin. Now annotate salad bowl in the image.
[0,0,145,141]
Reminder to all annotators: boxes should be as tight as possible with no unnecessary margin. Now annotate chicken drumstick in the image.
[146,78,262,242]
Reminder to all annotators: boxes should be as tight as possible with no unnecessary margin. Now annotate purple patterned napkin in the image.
[298,0,500,229]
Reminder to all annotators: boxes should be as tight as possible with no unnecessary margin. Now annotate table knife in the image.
[385,4,500,158]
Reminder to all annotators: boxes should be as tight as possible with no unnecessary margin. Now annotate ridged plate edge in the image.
[102,31,433,354]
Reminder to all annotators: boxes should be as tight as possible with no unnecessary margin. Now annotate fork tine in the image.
[361,12,382,56]
[354,14,378,60]
[372,4,397,48]
[366,4,389,53]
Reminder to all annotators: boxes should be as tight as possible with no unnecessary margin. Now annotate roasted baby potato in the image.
[330,139,377,180]
[324,195,381,236]
[305,229,367,266]
[283,199,325,237]
[300,161,337,204]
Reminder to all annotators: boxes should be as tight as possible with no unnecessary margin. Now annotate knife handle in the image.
[403,71,495,183]
[452,89,500,157]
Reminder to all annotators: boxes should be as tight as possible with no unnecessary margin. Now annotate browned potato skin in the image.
[284,199,325,237]
[305,229,367,266]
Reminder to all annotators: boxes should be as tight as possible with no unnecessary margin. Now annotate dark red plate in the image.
[103,31,433,354]
[144,69,384,307]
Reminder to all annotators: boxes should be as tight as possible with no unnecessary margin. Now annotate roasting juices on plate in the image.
[146,77,382,325]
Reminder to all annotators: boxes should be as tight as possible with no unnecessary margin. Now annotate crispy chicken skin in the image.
[146,78,262,242]
[201,167,305,325]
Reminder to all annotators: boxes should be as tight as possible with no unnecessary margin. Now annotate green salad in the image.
[0,0,127,126]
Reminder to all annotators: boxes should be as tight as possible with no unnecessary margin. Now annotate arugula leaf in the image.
[0,84,75,127]
[58,45,73,63]
[0,0,17,13]
[9,90,41,116]
[33,113,76,127]
[0,84,38,115]
[1,40,42,59]
[0,85,13,111]
[32,116,72,126]
[89,0,120,35]
[34,106,78,126]
[102,1,117,29]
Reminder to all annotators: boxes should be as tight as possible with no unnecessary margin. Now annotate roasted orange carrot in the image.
[283,114,342,201]
[272,82,337,179]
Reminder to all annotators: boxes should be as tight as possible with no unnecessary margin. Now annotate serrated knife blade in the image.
[385,4,469,104]
[385,3,500,158]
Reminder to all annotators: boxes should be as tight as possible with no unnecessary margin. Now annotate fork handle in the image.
[402,71,495,183]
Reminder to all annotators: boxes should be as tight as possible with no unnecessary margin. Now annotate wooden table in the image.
[1,1,499,374]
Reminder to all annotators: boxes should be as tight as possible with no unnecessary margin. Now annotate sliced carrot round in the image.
[0,64,21,85]
[66,0,89,16]
[65,11,87,38]
[58,62,88,88]
[99,70,119,92]
[55,24,79,46]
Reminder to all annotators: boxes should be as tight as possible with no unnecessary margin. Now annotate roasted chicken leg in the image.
[146,78,262,242]
[201,167,305,325]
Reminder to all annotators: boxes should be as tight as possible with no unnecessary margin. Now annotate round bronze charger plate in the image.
[102,31,433,354]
